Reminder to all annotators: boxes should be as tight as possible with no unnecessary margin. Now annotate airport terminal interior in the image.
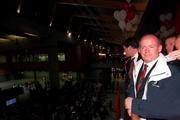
[0,0,179,119]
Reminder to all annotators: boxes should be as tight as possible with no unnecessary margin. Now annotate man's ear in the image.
[128,46,134,50]
[138,48,140,53]
[158,45,162,52]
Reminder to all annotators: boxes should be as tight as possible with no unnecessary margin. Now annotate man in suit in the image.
[123,37,141,96]
[123,37,141,120]
[125,34,180,120]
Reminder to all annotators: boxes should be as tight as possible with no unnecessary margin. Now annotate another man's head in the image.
[175,34,180,50]
[165,35,176,53]
[139,34,162,63]
[123,37,138,58]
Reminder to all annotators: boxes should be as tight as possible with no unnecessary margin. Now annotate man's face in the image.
[139,35,162,63]
[123,46,132,57]
[165,37,175,53]
[175,36,180,50]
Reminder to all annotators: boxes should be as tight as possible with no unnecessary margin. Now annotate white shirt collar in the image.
[132,52,139,62]
[144,57,159,70]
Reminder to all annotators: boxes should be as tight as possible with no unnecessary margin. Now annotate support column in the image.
[48,35,59,90]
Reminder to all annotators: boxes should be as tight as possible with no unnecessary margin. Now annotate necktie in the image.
[136,64,148,93]
[128,58,135,80]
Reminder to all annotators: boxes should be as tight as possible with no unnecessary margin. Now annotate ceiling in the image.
[0,0,150,51]
[53,0,148,44]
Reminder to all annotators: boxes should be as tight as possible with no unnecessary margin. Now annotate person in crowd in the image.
[164,34,176,54]
[125,34,180,120]
[123,37,141,95]
[168,33,180,69]
[123,37,141,120]
[123,34,180,95]
[175,33,180,50]
[166,33,180,61]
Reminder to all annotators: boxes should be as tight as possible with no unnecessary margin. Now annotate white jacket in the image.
[132,53,172,99]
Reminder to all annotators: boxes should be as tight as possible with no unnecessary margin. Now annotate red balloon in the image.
[129,5,136,12]
[125,9,135,23]
[121,2,136,23]
[122,1,130,11]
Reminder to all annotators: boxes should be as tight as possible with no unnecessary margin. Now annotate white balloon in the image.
[131,14,138,24]
[166,13,172,20]
[118,20,126,31]
[160,14,165,22]
[126,22,132,31]
[113,10,120,21]
[168,27,175,34]
[126,0,131,3]
[160,33,164,38]
[160,31,167,38]
[163,31,169,38]
[119,10,127,20]
[160,26,166,32]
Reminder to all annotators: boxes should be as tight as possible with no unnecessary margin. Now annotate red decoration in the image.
[122,1,136,23]
[125,8,136,23]
[122,2,130,11]
[114,0,138,31]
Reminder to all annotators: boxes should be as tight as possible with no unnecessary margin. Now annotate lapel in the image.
[137,53,142,62]
[133,59,143,85]
[125,57,132,73]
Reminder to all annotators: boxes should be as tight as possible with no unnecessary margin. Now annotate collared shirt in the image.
[144,57,159,76]
[132,52,139,63]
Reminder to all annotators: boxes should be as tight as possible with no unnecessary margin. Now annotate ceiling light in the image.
[98,53,106,57]
[0,38,10,42]
[5,35,26,41]
[84,39,87,42]
[24,32,39,37]
[49,18,53,27]
[17,0,22,14]
[67,32,72,38]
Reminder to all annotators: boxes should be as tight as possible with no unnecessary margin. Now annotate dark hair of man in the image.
[164,33,177,41]
[123,37,138,48]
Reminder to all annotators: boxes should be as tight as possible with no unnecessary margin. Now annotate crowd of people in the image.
[123,33,180,120]
[0,80,112,120]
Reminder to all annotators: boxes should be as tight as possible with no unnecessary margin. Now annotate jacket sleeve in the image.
[132,98,180,119]
[126,77,135,98]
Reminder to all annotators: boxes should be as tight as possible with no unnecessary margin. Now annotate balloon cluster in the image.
[159,12,175,38]
[113,0,138,31]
